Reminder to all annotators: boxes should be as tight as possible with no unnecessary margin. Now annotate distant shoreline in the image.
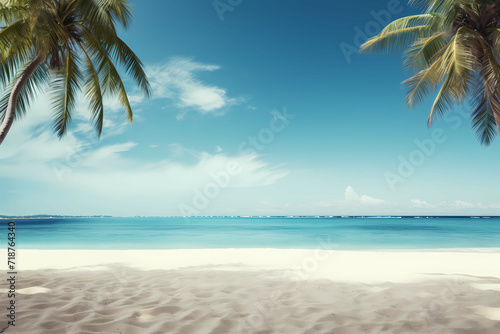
[2,215,500,219]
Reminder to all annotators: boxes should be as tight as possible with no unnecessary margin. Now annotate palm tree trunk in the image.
[0,54,44,146]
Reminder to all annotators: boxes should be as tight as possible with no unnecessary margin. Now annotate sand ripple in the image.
[3,266,500,334]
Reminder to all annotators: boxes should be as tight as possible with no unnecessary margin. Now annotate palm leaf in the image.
[81,26,133,122]
[101,0,133,28]
[80,46,105,136]
[404,32,450,71]
[427,29,479,125]
[108,37,151,97]
[404,52,447,108]
[470,79,496,145]
[52,48,83,137]
[409,0,477,13]
[360,14,444,54]
[0,59,50,121]
[0,19,32,85]
[0,0,147,144]
[0,4,30,23]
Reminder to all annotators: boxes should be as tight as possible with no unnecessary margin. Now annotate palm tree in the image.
[360,0,500,145]
[0,0,151,146]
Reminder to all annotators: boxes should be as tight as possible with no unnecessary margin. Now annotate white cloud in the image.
[0,91,287,216]
[168,143,185,156]
[344,186,386,205]
[54,152,286,194]
[344,186,359,202]
[0,96,286,189]
[147,57,242,117]
[410,199,435,209]
[453,200,477,209]
[0,93,80,163]
[410,199,500,211]
[0,142,288,215]
[255,186,388,216]
[80,142,137,168]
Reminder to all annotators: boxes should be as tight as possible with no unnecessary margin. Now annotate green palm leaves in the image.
[0,0,150,145]
[361,0,500,145]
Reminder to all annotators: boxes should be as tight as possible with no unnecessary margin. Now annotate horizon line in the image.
[2,215,500,219]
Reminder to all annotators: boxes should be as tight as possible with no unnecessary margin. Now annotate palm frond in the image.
[404,32,450,71]
[30,6,68,54]
[487,27,500,61]
[76,0,132,31]
[427,29,479,125]
[360,14,445,54]
[477,39,500,137]
[83,27,133,122]
[52,48,83,138]
[77,0,111,24]
[101,0,133,28]
[108,37,151,97]
[470,79,496,145]
[80,47,104,136]
[404,53,447,108]
[409,0,477,13]
[0,0,147,144]
[0,19,32,85]
[0,59,49,121]
[364,0,500,145]
[0,4,30,23]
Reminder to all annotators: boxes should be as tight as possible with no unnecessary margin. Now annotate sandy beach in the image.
[3,249,500,333]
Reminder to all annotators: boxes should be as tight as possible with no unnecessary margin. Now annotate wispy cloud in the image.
[410,199,434,208]
[0,91,286,215]
[344,186,386,205]
[410,199,500,211]
[80,142,138,168]
[256,186,389,216]
[147,57,243,118]
[317,186,387,210]
[0,146,288,216]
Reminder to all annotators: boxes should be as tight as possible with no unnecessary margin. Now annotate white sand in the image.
[13,249,500,283]
[2,249,500,333]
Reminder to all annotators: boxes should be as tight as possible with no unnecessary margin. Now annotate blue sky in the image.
[1,0,500,216]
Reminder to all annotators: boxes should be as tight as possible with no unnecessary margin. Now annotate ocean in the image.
[6,217,500,250]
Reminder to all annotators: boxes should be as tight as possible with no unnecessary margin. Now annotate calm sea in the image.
[6,217,500,250]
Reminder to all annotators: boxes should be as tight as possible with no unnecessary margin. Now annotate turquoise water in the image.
[6,217,500,250]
